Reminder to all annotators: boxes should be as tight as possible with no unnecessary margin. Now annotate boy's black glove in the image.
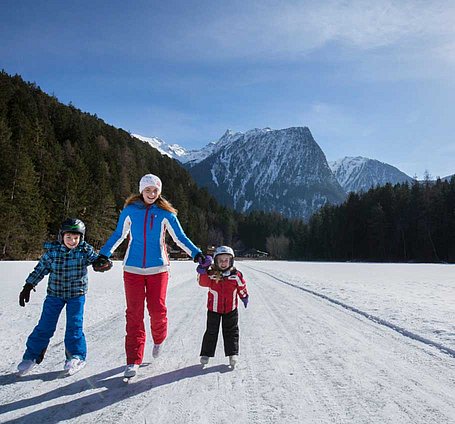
[92,254,113,272]
[193,252,206,264]
[19,283,35,307]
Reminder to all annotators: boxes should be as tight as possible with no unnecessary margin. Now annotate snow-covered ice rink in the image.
[0,260,454,423]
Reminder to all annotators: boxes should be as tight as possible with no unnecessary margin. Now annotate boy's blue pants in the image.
[23,295,87,362]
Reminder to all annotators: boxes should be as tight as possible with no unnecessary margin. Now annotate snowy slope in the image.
[1,261,454,423]
[131,133,185,159]
[131,133,217,164]
[329,156,414,193]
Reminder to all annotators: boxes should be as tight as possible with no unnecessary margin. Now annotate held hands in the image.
[19,283,35,307]
[92,254,113,272]
[193,252,206,263]
[196,255,213,274]
[241,295,249,308]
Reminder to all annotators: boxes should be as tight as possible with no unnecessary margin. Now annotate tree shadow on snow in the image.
[0,364,231,423]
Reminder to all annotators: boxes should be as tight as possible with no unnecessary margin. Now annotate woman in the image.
[94,174,204,378]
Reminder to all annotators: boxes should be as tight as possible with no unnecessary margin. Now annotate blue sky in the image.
[1,0,455,178]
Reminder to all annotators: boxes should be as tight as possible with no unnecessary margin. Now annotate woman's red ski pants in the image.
[123,271,169,365]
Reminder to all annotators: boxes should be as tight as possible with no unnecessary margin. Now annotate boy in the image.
[17,218,111,376]
[197,246,249,368]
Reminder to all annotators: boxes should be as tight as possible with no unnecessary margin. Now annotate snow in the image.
[1,260,454,423]
[131,134,175,159]
[329,156,414,193]
[132,133,218,165]
[210,168,219,186]
[329,156,369,190]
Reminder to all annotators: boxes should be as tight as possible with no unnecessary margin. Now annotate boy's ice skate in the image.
[152,343,163,358]
[200,356,209,366]
[64,357,86,376]
[17,359,37,376]
[123,364,139,383]
[229,355,238,368]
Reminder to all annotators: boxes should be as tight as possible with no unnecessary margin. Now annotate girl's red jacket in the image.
[198,268,248,314]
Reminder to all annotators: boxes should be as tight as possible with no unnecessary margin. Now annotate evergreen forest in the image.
[1,71,454,263]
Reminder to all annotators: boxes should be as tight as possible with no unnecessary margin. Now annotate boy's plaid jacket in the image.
[26,241,99,298]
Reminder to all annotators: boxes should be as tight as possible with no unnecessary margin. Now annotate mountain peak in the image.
[185,126,345,219]
[222,129,236,137]
[329,156,414,193]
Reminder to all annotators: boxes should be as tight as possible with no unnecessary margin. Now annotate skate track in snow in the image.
[243,263,455,359]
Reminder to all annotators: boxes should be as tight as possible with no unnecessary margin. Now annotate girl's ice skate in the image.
[229,355,238,368]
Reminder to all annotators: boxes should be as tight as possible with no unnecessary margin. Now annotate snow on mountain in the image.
[131,133,186,159]
[329,156,415,193]
[132,130,426,219]
[179,141,219,165]
[131,133,216,164]
[185,127,346,220]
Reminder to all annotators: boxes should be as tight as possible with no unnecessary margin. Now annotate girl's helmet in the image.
[58,218,86,242]
[213,245,235,268]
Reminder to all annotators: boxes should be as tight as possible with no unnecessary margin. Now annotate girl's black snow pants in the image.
[200,308,239,357]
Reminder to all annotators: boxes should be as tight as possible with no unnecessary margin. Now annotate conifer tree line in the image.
[303,180,455,263]
[1,71,454,263]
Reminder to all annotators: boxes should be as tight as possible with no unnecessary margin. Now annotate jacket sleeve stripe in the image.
[110,215,132,254]
[163,217,193,257]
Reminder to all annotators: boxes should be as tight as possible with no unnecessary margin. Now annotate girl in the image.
[95,174,204,378]
[197,245,249,368]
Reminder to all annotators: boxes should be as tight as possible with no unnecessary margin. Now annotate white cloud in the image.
[166,0,455,79]
[170,0,455,62]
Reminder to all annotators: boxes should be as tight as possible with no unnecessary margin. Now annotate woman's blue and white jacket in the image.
[100,201,201,275]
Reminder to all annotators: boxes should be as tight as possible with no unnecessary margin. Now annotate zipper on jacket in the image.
[143,205,151,268]
[222,278,227,313]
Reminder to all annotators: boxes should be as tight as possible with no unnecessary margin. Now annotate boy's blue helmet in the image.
[58,218,86,242]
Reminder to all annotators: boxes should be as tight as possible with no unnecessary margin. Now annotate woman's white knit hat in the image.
[139,174,162,194]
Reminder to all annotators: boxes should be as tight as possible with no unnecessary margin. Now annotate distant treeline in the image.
[1,71,454,263]
[304,180,455,263]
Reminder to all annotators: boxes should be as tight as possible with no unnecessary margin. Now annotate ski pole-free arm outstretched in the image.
[99,208,132,257]
[164,212,202,259]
